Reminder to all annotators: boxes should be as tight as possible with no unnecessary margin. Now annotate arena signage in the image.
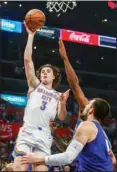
[60,29,99,46]
[0,94,27,106]
[0,121,70,141]
[1,19,22,33]
[0,122,21,141]
[37,26,60,39]
[1,18,116,49]
[99,36,116,49]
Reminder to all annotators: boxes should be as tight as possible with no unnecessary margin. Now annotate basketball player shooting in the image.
[21,40,116,172]
[13,22,70,171]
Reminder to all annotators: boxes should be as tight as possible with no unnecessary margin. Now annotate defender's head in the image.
[80,98,110,122]
[36,64,61,89]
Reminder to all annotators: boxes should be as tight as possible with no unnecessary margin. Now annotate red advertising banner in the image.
[61,29,99,46]
[56,128,71,140]
[0,122,71,141]
[0,122,22,141]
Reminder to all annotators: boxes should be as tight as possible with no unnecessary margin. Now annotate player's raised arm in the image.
[58,39,88,110]
[24,21,39,88]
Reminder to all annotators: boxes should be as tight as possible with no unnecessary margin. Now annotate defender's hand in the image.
[21,153,45,165]
[60,89,70,104]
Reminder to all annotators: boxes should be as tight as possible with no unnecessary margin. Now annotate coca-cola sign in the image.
[61,30,99,46]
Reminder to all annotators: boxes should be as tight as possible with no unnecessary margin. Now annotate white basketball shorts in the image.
[13,125,53,157]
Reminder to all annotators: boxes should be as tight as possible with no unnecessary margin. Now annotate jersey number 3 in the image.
[40,101,47,111]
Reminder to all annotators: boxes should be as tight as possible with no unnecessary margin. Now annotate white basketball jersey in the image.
[23,83,60,129]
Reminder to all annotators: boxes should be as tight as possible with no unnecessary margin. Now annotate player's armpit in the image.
[24,60,40,88]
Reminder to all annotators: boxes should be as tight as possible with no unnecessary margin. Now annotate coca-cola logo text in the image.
[61,30,99,46]
[69,32,91,43]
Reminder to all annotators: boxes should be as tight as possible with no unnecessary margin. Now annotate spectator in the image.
[53,166,60,171]
[64,165,71,171]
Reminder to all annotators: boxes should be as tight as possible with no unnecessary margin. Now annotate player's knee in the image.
[13,163,21,171]
[14,162,22,171]
[14,163,28,171]
[14,159,28,171]
[14,158,20,171]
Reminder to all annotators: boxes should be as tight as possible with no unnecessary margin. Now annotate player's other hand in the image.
[24,21,36,35]
[21,153,45,165]
[49,120,57,128]
[60,89,70,104]
[58,39,68,60]
[49,120,57,133]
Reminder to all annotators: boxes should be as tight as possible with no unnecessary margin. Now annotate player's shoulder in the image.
[27,82,40,98]
[78,121,94,127]
[76,121,97,133]
[28,77,40,88]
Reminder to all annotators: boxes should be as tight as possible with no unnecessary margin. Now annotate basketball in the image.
[25,9,46,31]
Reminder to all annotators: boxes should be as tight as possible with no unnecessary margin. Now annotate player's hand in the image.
[24,21,36,35]
[49,120,57,128]
[49,120,58,133]
[60,89,70,104]
[21,153,45,165]
[58,39,68,60]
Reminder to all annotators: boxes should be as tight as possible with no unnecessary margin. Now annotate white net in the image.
[46,0,77,15]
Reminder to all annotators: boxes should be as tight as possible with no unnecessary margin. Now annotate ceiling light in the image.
[52,50,55,52]
[104,19,107,22]
[4,1,7,4]
[101,57,104,60]
[34,46,36,49]
[102,19,107,23]
[57,14,60,17]
[19,4,22,7]
[76,59,81,64]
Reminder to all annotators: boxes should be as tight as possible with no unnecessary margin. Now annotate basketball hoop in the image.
[46,0,77,16]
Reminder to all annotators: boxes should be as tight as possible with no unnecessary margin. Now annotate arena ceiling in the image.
[0,1,116,36]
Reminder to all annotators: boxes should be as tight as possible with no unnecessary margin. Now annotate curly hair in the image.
[36,64,61,89]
